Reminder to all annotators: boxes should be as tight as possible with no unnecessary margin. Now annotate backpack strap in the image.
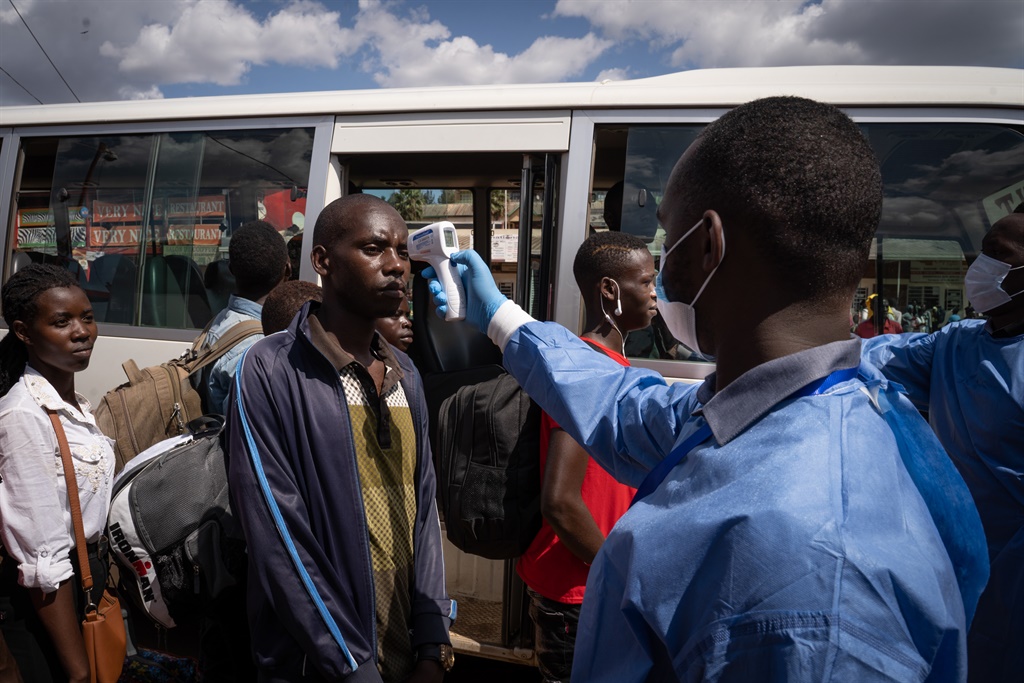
[185,319,264,376]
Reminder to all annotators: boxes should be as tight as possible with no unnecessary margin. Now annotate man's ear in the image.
[701,210,725,273]
[599,276,618,302]
[282,260,293,282]
[311,244,329,277]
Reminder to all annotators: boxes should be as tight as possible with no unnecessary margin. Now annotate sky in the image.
[0,0,1021,106]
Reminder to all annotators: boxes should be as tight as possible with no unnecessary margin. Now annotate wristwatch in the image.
[416,643,455,672]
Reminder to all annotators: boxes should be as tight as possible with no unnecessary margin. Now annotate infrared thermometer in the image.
[408,222,466,321]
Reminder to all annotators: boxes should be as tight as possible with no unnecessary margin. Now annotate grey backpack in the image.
[107,416,244,628]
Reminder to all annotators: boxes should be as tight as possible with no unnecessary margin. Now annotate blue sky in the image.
[1,0,1022,106]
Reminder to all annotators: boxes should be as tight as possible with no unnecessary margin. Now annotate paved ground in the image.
[447,655,542,682]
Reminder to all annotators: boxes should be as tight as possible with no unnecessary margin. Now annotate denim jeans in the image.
[527,588,581,683]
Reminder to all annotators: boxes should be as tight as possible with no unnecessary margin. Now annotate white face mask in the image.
[965,253,1024,313]
[654,219,724,359]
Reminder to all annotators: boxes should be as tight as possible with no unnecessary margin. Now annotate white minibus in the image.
[2,65,1022,662]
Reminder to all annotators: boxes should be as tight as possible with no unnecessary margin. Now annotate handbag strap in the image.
[48,410,94,596]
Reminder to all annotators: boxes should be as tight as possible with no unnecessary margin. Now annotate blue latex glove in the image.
[421,249,508,332]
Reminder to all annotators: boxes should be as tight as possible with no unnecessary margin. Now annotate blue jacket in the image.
[499,320,987,683]
[862,320,1024,680]
[226,302,453,682]
[205,294,264,415]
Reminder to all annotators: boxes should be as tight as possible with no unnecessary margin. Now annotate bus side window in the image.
[591,122,1024,357]
[8,127,315,330]
[858,123,1024,337]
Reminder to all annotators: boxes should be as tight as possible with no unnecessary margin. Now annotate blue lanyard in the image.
[630,365,860,507]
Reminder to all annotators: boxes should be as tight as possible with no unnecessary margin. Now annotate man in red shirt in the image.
[517,231,657,682]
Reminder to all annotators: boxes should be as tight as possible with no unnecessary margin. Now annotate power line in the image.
[8,0,80,102]
[0,65,43,105]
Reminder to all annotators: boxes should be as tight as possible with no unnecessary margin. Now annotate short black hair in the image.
[229,220,288,297]
[261,280,323,335]
[573,231,649,292]
[313,194,398,251]
[682,96,882,300]
[1,263,82,396]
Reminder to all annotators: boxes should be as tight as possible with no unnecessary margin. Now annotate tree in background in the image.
[388,189,427,221]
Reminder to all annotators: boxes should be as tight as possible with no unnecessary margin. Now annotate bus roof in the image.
[1,65,1021,128]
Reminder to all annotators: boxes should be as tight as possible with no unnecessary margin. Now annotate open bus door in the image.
[324,113,567,665]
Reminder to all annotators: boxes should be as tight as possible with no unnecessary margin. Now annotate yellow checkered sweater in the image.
[339,366,417,682]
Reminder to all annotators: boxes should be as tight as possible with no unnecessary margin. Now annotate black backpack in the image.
[437,368,543,559]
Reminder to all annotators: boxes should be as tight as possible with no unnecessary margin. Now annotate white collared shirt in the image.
[0,366,115,592]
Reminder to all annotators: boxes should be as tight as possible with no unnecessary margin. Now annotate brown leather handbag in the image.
[49,412,126,683]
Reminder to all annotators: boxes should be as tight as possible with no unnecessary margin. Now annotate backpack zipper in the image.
[119,390,141,455]
[165,365,186,434]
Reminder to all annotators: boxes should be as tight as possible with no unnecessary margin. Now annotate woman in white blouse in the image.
[0,264,115,683]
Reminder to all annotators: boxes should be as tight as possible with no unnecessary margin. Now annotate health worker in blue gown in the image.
[863,207,1024,682]
[423,96,988,683]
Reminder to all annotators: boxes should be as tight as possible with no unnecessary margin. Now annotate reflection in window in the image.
[10,128,314,329]
[594,121,1024,359]
[595,125,704,361]
[857,123,1024,337]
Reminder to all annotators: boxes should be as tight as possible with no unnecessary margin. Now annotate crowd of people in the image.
[0,94,1020,683]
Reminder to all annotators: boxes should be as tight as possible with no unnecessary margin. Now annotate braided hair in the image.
[1,264,82,397]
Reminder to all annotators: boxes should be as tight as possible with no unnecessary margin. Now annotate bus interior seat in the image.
[8,251,33,276]
[411,271,504,457]
[19,252,89,288]
[410,268,502,374]
[141,255,213,329]
[204,259,235,314]
[88,254,137,324]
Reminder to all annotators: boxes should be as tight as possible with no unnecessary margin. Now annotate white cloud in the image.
[0,0,37,24]
[596,67,629,82]
[119,85,164,101]
[99,0,360,86]
[354,0,611,87]
[554,0,1023,69]
[1,0,1018,107]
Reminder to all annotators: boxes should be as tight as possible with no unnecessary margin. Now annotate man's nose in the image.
[384,249,405,273]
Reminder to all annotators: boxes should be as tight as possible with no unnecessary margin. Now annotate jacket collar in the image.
[695,338,862,446]
[297,301,404,391]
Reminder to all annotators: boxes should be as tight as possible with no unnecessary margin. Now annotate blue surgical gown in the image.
[503,321,984,682]
[862,319,1023,680]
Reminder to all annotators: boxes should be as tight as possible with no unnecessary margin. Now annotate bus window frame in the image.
[0,127,18,290]
[0,115,335,340]
[556,109,723,383]
[555,106,1024,382]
